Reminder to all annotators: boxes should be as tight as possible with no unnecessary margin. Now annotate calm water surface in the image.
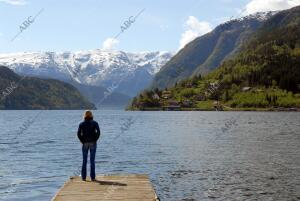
[0,110,299,201]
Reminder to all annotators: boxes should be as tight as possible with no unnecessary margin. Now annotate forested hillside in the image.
[130,6,300,111]
[0,66,95,110]
[150,12,274,89]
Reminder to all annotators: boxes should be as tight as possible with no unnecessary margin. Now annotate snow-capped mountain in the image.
[0,50,173,97]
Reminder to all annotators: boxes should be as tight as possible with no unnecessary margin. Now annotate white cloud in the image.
[102,37,119,50]
[244,0,300,15]
[0,0,27,6]
[179,16,212,50]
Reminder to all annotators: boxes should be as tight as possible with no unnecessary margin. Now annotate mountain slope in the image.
[130,6,300,110]
[70,81,131,108]
[0,66,95,110]
[151,12,274,89]
[0,50,173,98]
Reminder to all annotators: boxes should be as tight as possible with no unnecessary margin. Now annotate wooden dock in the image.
[51,174,159,201]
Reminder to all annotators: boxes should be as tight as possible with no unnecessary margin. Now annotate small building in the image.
[182,100,193,107]
[162,100,181,111]
[186,82,193,88]
[152,93,160,100]
[168,99,179,106]
[207,82,221,94]
[162,105,181,111]
[210,82,221,89]
[213,101,223,111]
[162,91,171,99]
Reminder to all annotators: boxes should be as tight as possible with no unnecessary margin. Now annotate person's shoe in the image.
[91,178,96,182]
[82,178,86,181]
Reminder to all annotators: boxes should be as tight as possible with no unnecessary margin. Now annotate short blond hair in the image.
[84,110,93,120]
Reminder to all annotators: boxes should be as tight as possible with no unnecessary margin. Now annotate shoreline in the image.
[128,107,300,112]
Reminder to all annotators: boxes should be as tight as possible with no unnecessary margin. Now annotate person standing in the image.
[77,110,100,181]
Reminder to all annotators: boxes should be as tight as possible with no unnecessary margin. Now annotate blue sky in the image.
[0,0,299,53]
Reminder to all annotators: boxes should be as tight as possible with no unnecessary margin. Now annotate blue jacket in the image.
[77,120,100,143]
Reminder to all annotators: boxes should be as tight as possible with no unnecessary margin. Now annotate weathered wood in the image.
[52,175,159,201]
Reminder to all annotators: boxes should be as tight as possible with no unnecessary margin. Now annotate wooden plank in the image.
[51,175,159,201]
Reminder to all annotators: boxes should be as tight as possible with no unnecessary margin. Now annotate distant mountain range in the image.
[3,9,298,110]
[130,6,300,111]
[151,12,276,89]
[70,81,131,108]
[0,50,173,105]
[0,66,94,110]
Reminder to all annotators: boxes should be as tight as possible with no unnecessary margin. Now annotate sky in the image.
[0,0,300,53]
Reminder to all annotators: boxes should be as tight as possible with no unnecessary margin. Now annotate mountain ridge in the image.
[0,66,95,110]
[0,50,173,98]
[151,12,276,90]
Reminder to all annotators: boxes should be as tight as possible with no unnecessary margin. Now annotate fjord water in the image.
[0,110,299,201]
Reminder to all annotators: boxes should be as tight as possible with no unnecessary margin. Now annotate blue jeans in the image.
[81,142,97,180]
